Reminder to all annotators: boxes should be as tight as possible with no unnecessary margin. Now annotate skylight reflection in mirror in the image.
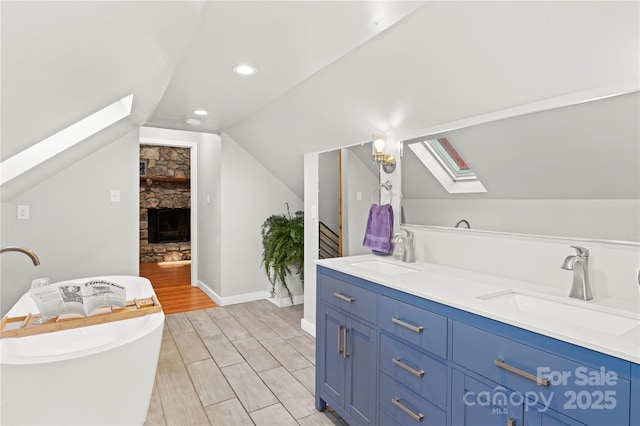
[427,138,476,181]
[405,136,487,194]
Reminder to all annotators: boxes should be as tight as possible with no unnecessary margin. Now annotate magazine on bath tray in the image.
[1,278,162,339]
[29,279,127,320]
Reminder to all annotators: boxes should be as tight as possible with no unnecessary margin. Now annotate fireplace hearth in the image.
[148,208,190,243]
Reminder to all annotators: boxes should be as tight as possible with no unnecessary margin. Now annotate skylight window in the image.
[1,94,133,186]
[405,137,487,194]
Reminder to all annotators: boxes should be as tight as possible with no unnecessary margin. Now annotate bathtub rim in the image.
[0,275,166,365]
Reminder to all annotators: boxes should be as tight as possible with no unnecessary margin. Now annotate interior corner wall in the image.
[196,132,222,297]
[219,132,303,302]
[0,129,140,316]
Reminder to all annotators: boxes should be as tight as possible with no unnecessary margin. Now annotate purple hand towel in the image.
[362,203,394,254]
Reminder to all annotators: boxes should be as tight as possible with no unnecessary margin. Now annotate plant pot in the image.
[267,273,304,307]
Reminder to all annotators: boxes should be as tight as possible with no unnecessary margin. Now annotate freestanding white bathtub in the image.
[0,276,165,426]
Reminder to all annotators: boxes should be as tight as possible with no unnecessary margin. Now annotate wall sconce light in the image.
[372,134,396,173]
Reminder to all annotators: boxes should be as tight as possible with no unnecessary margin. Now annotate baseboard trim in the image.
[301,318,315,337]
[266,293,304,308]
[197,281,221,305]
[197,281,268,306]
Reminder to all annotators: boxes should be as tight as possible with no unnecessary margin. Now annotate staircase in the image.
[319,222,340,259]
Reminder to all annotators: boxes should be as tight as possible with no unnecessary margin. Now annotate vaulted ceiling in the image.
[2,1,638,200]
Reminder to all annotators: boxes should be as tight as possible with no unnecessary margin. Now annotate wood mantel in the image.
[140,175,190,184]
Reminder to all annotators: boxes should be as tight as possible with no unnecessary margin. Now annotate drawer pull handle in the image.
[333,292,355,303]
[392,358,425,378]
[392,317,424,333]
[337,325,343,355]
[343,327,349,359]
[391,397,424,422]
[494,359,550,387]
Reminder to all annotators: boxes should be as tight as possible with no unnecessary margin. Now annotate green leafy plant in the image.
[261,203,304,304]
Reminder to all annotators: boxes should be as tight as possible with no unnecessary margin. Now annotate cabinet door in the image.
[345,316,378,426]
[452,321,630,425]
[318,304,346,407]
[452,370,523,426]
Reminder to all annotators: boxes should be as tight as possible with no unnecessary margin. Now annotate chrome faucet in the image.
[561,246,592,301]
[392,229,415,263]
[0,246,41,266]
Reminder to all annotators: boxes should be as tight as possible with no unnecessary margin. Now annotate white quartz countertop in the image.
[317,254,640,364]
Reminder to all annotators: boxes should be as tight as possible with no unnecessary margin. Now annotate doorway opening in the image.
[139,144,192,263]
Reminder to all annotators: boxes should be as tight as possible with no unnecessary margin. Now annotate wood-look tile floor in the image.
[145,300,348,426]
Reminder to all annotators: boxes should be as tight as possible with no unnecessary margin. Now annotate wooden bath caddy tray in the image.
[0,296,162,339]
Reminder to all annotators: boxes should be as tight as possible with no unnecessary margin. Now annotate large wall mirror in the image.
[400,90,640,243]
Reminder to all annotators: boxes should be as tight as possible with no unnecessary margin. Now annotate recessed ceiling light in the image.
[193,109,208,116]
[186,118,201,126]
[233,64,257,76]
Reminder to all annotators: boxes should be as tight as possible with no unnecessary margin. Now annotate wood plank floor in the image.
[140,261,217,315]
[145,301,347,426]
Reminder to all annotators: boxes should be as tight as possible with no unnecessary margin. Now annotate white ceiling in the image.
[145,1,424,132]
[2,1,638,200]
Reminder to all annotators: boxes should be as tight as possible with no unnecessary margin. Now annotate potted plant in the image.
[261,203,304,305]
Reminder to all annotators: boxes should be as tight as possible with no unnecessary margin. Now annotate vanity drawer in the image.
[380,334,448,408]
[379,372,447,426]
[379,295,447,359]
[318,273,377,325]
[452,321,630,425]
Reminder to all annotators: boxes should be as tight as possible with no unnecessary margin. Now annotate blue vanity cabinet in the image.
[377,295,449,424]
[317,304,346,406]
[451,370,524,425]
[315,265,637,426]
[452,368,589,426]
[452,320,631,426]
[378,295,448,360]
[316,271,378,426]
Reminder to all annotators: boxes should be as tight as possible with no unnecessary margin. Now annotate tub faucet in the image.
[455,219,470,229]
[0,246,40,266]
[561,246,592,301]
[392,229,415,263]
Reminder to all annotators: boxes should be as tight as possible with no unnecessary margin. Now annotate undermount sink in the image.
[478,290,640,336]
[350,259,419,275]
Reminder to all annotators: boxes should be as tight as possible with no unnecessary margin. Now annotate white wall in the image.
[219,132,303,304]
[198,134,223,297]
[0,130,140,316]
[409,226,640,305]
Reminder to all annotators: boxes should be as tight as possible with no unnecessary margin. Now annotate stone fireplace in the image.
[139,145,191,263]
